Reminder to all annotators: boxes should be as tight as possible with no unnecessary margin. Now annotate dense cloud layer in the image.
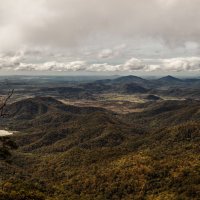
[0,0,200,73]
[1,0,200,50]
[1,54,200,72]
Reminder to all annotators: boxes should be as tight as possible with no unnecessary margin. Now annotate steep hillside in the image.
[3,97,141,153]
[125,99,200,129]
[0,97,199,200]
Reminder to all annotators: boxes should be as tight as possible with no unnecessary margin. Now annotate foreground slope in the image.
[0,97,199,200]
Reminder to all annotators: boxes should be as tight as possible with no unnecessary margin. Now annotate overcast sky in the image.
[1,0,200,76]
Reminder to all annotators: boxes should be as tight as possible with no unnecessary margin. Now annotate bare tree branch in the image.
[0,89,14,117]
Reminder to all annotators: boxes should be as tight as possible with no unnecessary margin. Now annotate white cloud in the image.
[15,61,87,72]
[1,53,200,73]
[0,54,22,69]
[161,57,200,72]
[123,58,147,71]
[87,63,121,72]
[146,65,161,72]
[98,49,114,59]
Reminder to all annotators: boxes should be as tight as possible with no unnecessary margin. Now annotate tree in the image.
[0,89,16,160]
[0,89,14,117]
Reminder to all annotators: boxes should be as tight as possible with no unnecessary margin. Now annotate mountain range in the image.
[1,0,200,198]
[0,94,199,199]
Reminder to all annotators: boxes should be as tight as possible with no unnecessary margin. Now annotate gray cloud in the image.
[98,44,126,59]
[1,0,200,73]
[1,0,200,51]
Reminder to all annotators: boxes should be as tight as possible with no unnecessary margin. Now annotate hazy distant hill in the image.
[158,75,182,82]
[82,75,150,94]
[113,75,148,84]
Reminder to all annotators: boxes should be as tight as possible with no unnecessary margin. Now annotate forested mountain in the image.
[0,96,199,200]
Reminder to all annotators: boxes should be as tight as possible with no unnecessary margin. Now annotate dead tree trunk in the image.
[0,89,14,118]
